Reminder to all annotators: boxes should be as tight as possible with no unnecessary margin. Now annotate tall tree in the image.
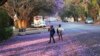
[87,0,99,22]
[2,0,64,19]
[2,0,64,28]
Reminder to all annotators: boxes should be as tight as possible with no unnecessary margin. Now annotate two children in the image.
[48,24,64,43]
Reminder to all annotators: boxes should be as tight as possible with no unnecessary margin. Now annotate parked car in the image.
[85,17,94,24]
[63,17,74,22]
[31,21,46,27]
[31,16,46,27]
[63,17,68,22]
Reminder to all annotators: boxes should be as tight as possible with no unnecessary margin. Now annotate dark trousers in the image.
[49,34,55,43]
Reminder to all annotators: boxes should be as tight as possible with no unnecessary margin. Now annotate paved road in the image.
[0,22,100,56]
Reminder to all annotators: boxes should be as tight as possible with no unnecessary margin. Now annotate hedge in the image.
[0,8,13,42]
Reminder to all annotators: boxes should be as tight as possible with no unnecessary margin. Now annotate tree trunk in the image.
[16,19,28,29]
[89,7,98,23]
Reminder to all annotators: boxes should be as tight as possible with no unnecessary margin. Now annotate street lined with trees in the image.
[0,0,100,55]
[0,0,100,42]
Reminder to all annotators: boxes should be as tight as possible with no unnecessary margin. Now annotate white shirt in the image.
[57,27,64,31]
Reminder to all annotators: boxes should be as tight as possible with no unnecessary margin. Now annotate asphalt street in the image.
[0,21,100,56]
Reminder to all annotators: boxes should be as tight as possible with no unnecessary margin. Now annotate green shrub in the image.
[0,8,13,42]
[0,27,13,41]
